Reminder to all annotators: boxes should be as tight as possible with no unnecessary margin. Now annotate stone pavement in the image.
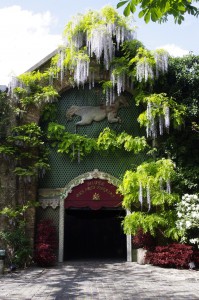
[0,260,199,299]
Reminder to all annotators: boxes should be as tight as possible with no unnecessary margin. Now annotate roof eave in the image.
[25,49,58,73]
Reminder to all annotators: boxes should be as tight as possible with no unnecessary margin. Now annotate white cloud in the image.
[0,6,62,85]
[156,44,189,57]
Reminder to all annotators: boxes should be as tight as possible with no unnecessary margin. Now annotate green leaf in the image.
[144,10,151,23]
[117,0,129,9]
[138,9,146,18]
[151,8,159,21]
[124,2,131,16]
[177,4,186,13]
[130,2,136,13]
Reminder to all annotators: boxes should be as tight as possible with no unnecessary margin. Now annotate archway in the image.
[58,170,132,261]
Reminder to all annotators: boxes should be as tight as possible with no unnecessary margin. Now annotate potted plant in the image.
[132,228,155,264]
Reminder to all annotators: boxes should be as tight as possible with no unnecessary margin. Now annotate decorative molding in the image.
[38,188,63,209]
[39,198,60,209]
[38,170,120,209]
[61,169,121,200]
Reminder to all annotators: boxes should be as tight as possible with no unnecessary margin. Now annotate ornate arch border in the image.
[58,169,122,262]
[61,169,121,199]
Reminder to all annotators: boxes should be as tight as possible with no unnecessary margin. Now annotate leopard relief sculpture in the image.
[66,96,129,126]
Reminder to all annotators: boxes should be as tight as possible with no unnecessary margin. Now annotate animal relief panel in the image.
[66,95,129,127]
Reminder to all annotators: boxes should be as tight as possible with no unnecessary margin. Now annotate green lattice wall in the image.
[39,85,145,189]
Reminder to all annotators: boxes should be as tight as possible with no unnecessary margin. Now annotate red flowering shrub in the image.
[132,228,155,250]
[193,250,199,267]
[35,219,58,267]
[146,243,199,269]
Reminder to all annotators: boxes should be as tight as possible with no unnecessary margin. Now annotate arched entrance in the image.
[59,170,132,261]
[64,209,126,260]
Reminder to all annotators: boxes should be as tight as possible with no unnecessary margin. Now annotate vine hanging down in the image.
[118,158,180,240]
[136,93,186,139]
[47,124,149,162]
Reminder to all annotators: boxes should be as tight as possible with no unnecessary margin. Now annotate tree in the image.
[117,0,199,24]
[156,54,199,194]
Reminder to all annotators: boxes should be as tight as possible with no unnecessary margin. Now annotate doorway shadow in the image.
[64,209,126,260]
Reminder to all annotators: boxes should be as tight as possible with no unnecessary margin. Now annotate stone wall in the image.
[0,159,16,247]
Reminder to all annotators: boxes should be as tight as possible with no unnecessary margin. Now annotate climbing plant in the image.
[0,123,49,182]
[136,93,186,138]
[47,124,149,162]
[49,6,169,104]
[118,158,180,240]
[11,70,59,111]
[0,91,12,138]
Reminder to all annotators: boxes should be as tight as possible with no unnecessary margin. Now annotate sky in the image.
[0,0,199,85]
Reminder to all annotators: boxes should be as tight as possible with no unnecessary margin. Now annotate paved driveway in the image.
[0,260,199,299]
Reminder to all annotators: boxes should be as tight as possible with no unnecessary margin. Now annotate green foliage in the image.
[117,0,199,24]
[63,5,130,40]
[0,145,15,157]
[119,158,180,240]
[0,203,38,267]
[47,122,97,161]
[57,133,96,160]
[14,86,58,109]
[97,128,117,151]
[130,47,156,68]
[47,124,148,161]
[0,222,32,267]
[40,103,57,122]
[0,92,12,138]
[118,133,148,153]
[18,71,48,86]
[123,211,167,235]
[57,5,138,87]
[8,123,44,147]
[123,210,179,239]
[167,55,199,118]
[121,40,145,60]
[174,166,199,194]
[97,128,148,153]
[101,81,114,94]
[153,54,199,194]
[119,158,178,209]
[1,123,50,181]
[13,71,59,110]
[137,93,186,130]
[47,122,66,141]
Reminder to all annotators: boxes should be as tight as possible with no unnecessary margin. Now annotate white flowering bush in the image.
[176,194,199,248]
